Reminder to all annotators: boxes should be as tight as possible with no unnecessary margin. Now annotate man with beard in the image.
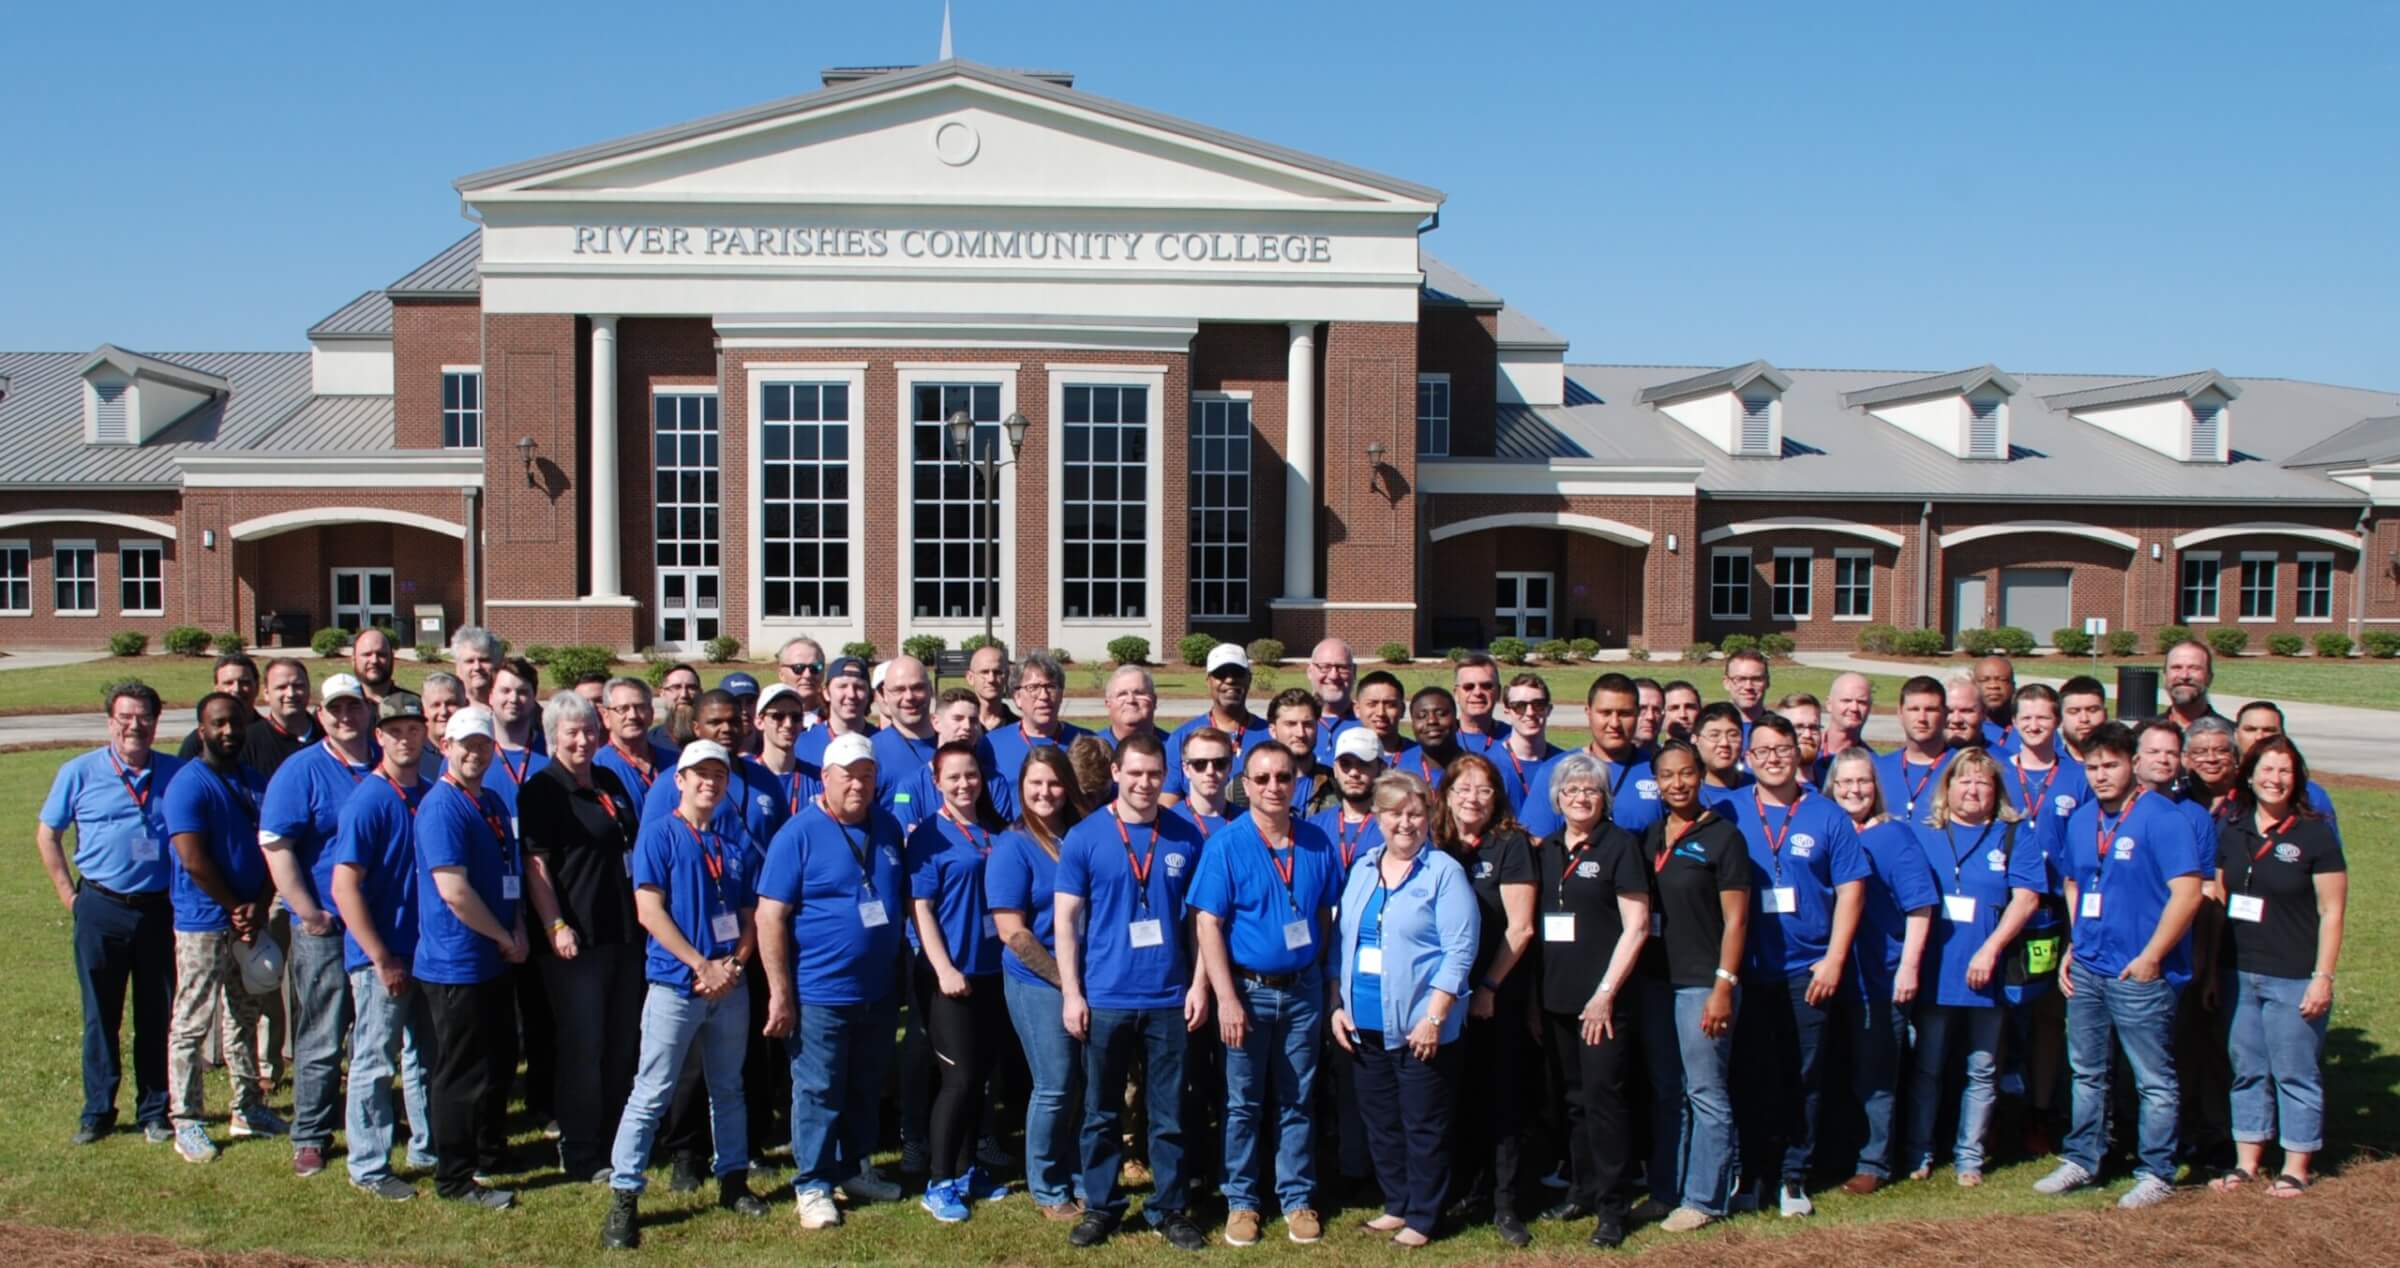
[2057,677,2109,763]
[350,626,398,705]
[1307,639,1361,764]
[1164,645,1271,803]
[2162,640,2227,730]
[178,651,261,759]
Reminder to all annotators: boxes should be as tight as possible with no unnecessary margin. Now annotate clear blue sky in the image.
[6,2,2395,388]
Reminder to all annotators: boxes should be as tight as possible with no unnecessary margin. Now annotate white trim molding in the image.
[894,366,1019,651]
[1938,521,2140,552]
[1428,511,1655,549]
[2170,522,2363,553]
[0,510,179,540]
[229,507,467,542]
[1266,598,1419,612]
[485,596,642,609]
[178,452,486,489]
[1702,516,1905,549]
[716,315,1198,354]
[1416,459,1701,498]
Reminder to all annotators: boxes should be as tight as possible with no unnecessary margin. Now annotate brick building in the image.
[4,60,2396,656]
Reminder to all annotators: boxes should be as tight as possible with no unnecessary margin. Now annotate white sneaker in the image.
[838,1167,902,1204]
[796,1188,842,1229]
[2116,1175,2174,1209]
[1777,1182,1813,1218]
[2033,1160,2094,1195]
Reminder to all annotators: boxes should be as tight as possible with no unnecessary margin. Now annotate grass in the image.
[1902,654,2400,712]
[2,745,2393,1265]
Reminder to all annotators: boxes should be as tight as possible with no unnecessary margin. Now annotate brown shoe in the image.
[1120,1159,1153,1186]
[1285,1209,1322,1244]
[1039,1200,1084,1223]
[1225,1209,1262,1246]
[1841,1173,1881,1196]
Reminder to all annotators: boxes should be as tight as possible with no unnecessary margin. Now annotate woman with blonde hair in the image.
[1820,746,1937,1194]
[984,747,1091,1222]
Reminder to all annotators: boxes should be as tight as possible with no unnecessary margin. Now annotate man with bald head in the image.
[1943,674,1987,750]
[1974,656,2018,748]
[871,656,940,817]
[1305,639,1360,765]
[350,627,397,705]
[1822,672,1873,761]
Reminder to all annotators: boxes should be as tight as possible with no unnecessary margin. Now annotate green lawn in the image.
[2,746,2391,1265]
[1912,655,2400,713]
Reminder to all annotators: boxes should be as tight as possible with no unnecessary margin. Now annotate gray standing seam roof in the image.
[307,290,394,339]
[388,232,481,297]
[80,344,230,393]
[1419,250,1503,307]
[239,394,396,452]
[1636,360,1792,405]
[1495,306,1567,351]
[2282,415,2400,469]
[1840,364,2021,410]
[0,351,312,486]
[2041,369,2240,411]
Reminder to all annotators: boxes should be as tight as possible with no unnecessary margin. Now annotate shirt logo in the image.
[1575,859,1602,878]
[1474,860,1494,879]
[1165,851,1188,876]
[883,847,901,865]
[2113,837,2135,860]
[757,794,772,810]
[1789,832,1816,858]
[2273,842,2301,863]
[2053,794,2077,815]
[1636,779,1659,799]
[1987,848,2007,871]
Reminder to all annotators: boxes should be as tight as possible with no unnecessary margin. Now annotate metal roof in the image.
[1491,404,1589,460]
[2041,369,2241,411]
[1636,360,1793,405]
[1495,306,1567,351]
[307,290,393,339]
[1419,250,1503,308]
[2283,415,2400,469]
[238,394,395,452]
[79,344,230,393]
[388,232,481,297]
[454,60,1444,205]
[0,351,312,487]
[1840,364,2021,410]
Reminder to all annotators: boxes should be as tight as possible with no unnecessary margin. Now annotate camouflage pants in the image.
[169,930,268,1126]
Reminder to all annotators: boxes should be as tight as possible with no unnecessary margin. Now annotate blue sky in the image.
[5,2,2395,388]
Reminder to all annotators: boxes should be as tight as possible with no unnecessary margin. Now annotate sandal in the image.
[2268,1173,2310,1199]
[1956,1170,1983,1188]
[1907,1165,1932,1182]
[2209,1168,2258,1194]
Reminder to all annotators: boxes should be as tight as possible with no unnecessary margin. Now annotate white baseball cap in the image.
[754,683,803,716]
[824,732,876,768]
[319,673,366,705]
[676,739,733,772]
[871,661,889,691]
[444,705,497,744]
[1334,728,1384,765]
[1205,643,1252,675]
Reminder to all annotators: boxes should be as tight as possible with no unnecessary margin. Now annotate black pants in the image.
[424,976,518,1197]
[540,943,643,1176]
[1354,1035,1462,1236]
[73,886,172,1130]
[899,947,933,1158]
[514,959,555,1122]
[1456,1006,1532,1215]
[744,956,789,1155]
[1544,1008,1636,1214]
[919,959,1006,1181]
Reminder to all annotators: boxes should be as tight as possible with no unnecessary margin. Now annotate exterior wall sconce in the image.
[1666,532,1679,553]
[202,528,216,550]
[516,435,538,485]
[2151,542,2162,560]
[1365,440,1387,492]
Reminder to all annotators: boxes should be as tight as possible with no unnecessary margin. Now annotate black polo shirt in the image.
[1534,824,1649,1014]
[1638,812,1754,989]
[1446,826,1536,991]
[519,759,644,947]
[2216,811,2343,980]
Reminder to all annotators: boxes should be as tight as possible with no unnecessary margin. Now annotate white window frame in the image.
[1832,548,1874,621]
[1709,548,1752,621]
[1770,547,1812,620]
[1188,390,1254,625]
[895,365,1019,650]
[2237,551,2278,623]
[118,539,164,616]
[652,389,724,649]
[2179,551,2221,623]
[1494,570,1554,640]
[1048,367,1167,662]
[440,366,483,450]
[330,567,396,632]
[2295,552,2335,623]
[745,364,868,653]
[0,540,31,615]
[1416,373,1451,459]
[53,540,97,616]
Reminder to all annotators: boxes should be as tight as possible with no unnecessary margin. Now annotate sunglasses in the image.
[1247,771,1297,786]
[781,661,825,674]
[1185,756,1230,772]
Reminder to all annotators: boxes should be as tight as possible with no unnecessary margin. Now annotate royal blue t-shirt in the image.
[163,762,270,933]
[1167,800,1237,842]
[2061,791,2204,986]
[745,756,822,840]
[1163,712,1271,798]
[633,814,753,995]
[1521,748,1659,839]
[1915,816,2048,1008]
[1186,813,1341,977]
[793,720,881,775]
[985,827,1065,987]
[640,760,788,878]
[1981,719,2014,751]
[1726,788,1870,980]
[596,739,678,809]
[1387,741,1449,793]
[1053,806,1206,1009]
[484,746,551,833]
[755,802,908,1005]
[327,774,427,973]
[872,727,940,816]
[1313,713,1362,767]
[1851,819,1940,998]
[260,741,377,913]
[1306,805,1384,876]
[412,777,521,986]
[1874,749,1955,827]
[40,747,181,894]
[1491,741,1563,822]
[985,721,1091,818]
[905,812,1002,977]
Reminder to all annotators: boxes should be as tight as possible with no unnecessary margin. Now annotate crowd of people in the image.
[37,628,2349,1250]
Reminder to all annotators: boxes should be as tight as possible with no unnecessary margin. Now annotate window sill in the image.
[1832,615,1873,623]
[2295,616,2333,624]
[2237,616,2279,624]
[122,610,163,618]
[1709,612,1751,622]
[1191,614,1251,624]
[1062,617,1153,626]
[55,610,98,618]
[0,610,29,618]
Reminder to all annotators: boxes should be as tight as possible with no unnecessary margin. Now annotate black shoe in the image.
[1541,1198,1592,1222]
[1588,1213,1626,1248]
[898,1138,931,1177]
[668,1153,706,1194]
[717,1171,768,1218]
[1069,1210,1119,1248]
[976,1135,1013,1172]
[600,1190,639,1250]
[1494,1211,1531,1247]
[71,1121,109,1146]
[1157,1212,1209,1252]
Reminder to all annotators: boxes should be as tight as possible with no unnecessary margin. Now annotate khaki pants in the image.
[169,930,267,1127]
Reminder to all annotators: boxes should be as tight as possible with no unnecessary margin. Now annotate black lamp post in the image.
[947,409,1032,646]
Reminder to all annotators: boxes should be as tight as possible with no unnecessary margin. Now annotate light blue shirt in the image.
[40,747,182,893]
[1329,846,1479,1049]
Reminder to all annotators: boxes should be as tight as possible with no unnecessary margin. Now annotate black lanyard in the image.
[1940,819,1997,895]
[1371,850,1423,946]
[818,797,877,897]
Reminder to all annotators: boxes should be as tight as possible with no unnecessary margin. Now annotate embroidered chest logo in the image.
[1575,859,1602,878]
[1789,832,1817,859]
[2273,842,2301,864]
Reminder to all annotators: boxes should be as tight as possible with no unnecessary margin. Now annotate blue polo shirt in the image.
[1313,713,1361,767]
[1521,748,1659,839]
[1306,805,1384,875]
[1875,749,1955,827]
[1489,741,1563,820]
[596,739,678,809]
[1163,712,1272,797]
[640,759,788,877]
[327,773,426,973]
[1852,819,1941,998]
[1915,817,2048,1008]
[755,802,908,1006]
[163,762,270,933]
[1053,806,1207,1010]
[412,777,521,986]
[40,747,182,894]
[905,812,1002,977]
[1726,788,1869,980]
[2061,791,2204,987]
[633,814,753,995]
[260,741,377,913]
[1186,812,1340,977]
[985,828,1065,987]
[985,720,1091,817]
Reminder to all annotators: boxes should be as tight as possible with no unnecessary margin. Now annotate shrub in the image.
[1895,627,1947,657]
[2154,624,2193,654]
[520,644,558,667]
[901,634,947,664]
[2267,633,2305,657]
[641,647,675,687]
[1376,641,1412,665]
[163,625,212,657]
[1570,637,1601,661]
[2313,631,2354,659]
[1958,628,1995,656]
[1719,633,1759,657]
[2205,626,2249,657]
[703,635,742,664]
[107,631,148,657]
[1536,638,1572,663]
[1052,648,1075,667]
[2105,629,2140,657]
[413,643,443,665]
[1990,626,2037,657]
[545,645,616,682]
[1759,632,1796,658]
[310,626,347,657]
[1681,641,1715,664]
[841,640,877,661]
[1444,647,1469,664]
[1627,642,1651,662]
[1856,623,1901,655]
[1246,638,1285,666]
[1106,635,1151,666]
[212,631,246,655]
[2364,630,2400,659]
[960,634,1001,655]
[1489,636,1530,665]
[2052,627,2093,656]
[1176,633,1218,667]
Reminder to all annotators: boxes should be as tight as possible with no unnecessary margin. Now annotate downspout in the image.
[1916,500,1933,629]
[2353,502,2373,643]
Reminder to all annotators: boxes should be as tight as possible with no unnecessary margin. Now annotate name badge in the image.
[1943,894,1978,923]
[982,914,1000,939]
[1355,945,1384,975]
[2227,894,2265,923]
[1649,912,1663,938]
[501,875,521,901]
[710,911,741,942]
[1542,912,1577,942]
[858,899,889,928]
[1128,918,1165,948]
[510,817,521,838]
[1283,918,1314,951]
[1761,886,1798,915]
[133,836,161,863]
[2079,891,2103,920]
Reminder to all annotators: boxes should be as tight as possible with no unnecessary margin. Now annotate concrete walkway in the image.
[0,650,108,672]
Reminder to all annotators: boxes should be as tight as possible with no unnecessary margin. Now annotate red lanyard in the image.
[106,747,152,810]
[443,775,509,846]
[1657,810,1709,873]
[324,740,367,784]
[1258,821,1299,909]
[1755,788,1805,880]
[1416,749,1440,783]
[1556,832,1594,903]
[1337,813,1367,870]
[263,712,296,741]
[2011,756,2057,814]
[1019,720,1056,747]
[684,817,727,882]
[2250,814,2296,866]
[609,741,653,791]
[497,746,532,787]
[376,766,418,814]
[596,788,621,822]
[2093,790,2144,873]
[1188,807,1224,837]
[1111,806,1161,904]
[943,806,992,856]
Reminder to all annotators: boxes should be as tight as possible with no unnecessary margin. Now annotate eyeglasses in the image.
[1507,698,1551,713]
[1247,771,1297,786]
[1725,674,1767,686]
[781,661,824,675]
[1748,745,1798,760]
[1020,682,1061,698]
[1308,662,1354,674]
[1185,756,1230,773]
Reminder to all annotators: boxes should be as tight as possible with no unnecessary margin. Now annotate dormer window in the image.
[91,382,131,445]
[1639,360,1791,457]
[78,345,228,446]
[1738,396,1775,455]
[2191,400,2224,460]
[1842,365,2018,460]
[1967,398,2004,458]
[2044,370,2240,465]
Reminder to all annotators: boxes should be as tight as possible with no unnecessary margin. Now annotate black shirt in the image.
[1444,826,1536,991]
[2216,811,2343,980]
[519,759,644,947]
[240,714,319,779]
[1534,825,1649,1014]
[1638,811,1754,989]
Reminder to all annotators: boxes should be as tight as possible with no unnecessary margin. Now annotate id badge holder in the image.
[1943,894,1977,923]
[1128,918,1165,948]
[1649,912,1663,938]
[1283,918,1313,951]
[1355,945,1384,975]
[858,899,890,928]
[2079,891,2103,920]
[133,836,161,864]
[1542,912,1576,942]
[1762,886,1797,915]
[2226,894,2265,923]
[711,911,741,942]
[501,874,521,901]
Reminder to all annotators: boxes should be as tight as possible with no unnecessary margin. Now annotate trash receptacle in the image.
[2115,665,2160,720]
[414,604,447,650]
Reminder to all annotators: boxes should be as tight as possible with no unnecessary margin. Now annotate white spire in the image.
[939,1,953,60]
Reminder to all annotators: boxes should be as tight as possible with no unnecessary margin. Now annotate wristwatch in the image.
[1713,968,1738,985]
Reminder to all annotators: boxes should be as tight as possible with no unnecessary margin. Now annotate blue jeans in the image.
[1081,1005,1189,1221]
[1735,972,1832,1186]
[344,967,436,1184]
[1003,974,1085,1206]
[72,886,171,1130]
[2227,971,2327,1154]
[1909,1004,2004,1173]
[1672,984,1739,1214]
[789,994,897,1195]
[2064,961,2179,1180]
[1836,984,1908,1178]
[1221,974,1322,1213]
[612,982,751,1191]
[287,925,352,1149]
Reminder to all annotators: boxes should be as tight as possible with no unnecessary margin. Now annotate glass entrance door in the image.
[653,391,721,649]
[657,568,720,647]
[331,568,394,632]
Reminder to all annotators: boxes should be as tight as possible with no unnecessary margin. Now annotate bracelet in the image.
[1713,968,1738,985]
[2311,971,2335,982]
[547,918,569,934]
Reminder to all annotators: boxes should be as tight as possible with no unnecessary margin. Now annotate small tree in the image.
[1489,636,1530,665]
[1177,633,1218,667]
[1376,641,1413,665]
[1106,635,1152,666]
[310,627,347,657]
[107,631,148,657]
[163,625,212,657]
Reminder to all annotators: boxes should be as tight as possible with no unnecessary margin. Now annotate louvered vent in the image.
[2190,402,2223,460]
[1739,396,1773,454]
[1967,398,2002,457]
[92,384,130,444]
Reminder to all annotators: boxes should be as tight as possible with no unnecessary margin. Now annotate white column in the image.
[587,315,621,598]
[1282,320,1320,601]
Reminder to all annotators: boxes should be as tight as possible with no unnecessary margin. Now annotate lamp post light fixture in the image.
[515,435,539,486]
[1364,440,1388,494]
[947,409,1033,646]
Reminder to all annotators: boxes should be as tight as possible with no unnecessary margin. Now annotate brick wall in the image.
[614,318,717,639]
[236,523,467,647]
[1691,500,1923,648]
[480,313,581,605]
[0,491,188,647]
[1299,319,1418,653]
[391,299,482,451]
[1420,492,1694,652]
[1416,307,1497,457]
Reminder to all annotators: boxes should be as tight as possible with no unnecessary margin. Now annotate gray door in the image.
[1948,575,1988,646]
[2000,568,2072,637]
